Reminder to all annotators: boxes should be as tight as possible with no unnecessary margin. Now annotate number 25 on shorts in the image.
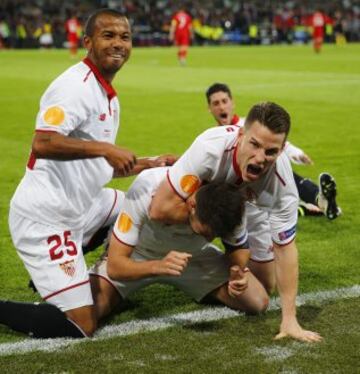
[47,230,78,261]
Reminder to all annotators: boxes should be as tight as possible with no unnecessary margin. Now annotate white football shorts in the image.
[9,188,124,312]
[246,203,274,263]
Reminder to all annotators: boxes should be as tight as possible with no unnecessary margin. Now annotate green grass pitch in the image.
[0,44,360,372]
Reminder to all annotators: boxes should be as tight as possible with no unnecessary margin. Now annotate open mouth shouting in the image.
[246,163,263,180]
[219,112,230,124]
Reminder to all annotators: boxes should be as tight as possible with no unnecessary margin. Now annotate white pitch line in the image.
[0,285,359,357]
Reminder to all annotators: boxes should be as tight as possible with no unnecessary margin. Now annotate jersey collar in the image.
[83,57,117,100]
[231,114,240,125]
[232,140,243,183]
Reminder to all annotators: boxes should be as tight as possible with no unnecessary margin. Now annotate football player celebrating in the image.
[89,169,268,322]
[205,82,341,220]
[1,9,173,339]
[149,102,322,342]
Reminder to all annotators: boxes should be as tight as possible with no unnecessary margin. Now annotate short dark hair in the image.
[84,8,127,37]
[206,83,232,104]
[195,182,245,238]
[245,102,291,138]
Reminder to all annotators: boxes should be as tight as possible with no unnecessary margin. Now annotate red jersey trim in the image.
[27,130,59,169]
[232,143,243,182]
[273,236,296,247]
[231,115,240,126]
[275,170,286,187]
[27,151,36,170]
[84,189,119,250]
[249,258,275,264]
[224,145,236,153]
[83,57,117,100]
[112,230,135,248]
[166,170,187,201]
[35,129,59,133]
[43,280,90,300]
[101,189,119,227]
[83,69,92,83]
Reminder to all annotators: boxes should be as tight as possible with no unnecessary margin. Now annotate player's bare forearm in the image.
[226,248,251,269]
[107,235,192,280]
[114,155,179,177]
[33,132,136,175]
[113,157,152,177]
[32,131,110,160]
[32,131,135,164]
[273,240,322,342]
[273,241,298,320]
[107,234,159,281]
[149,179,189,224]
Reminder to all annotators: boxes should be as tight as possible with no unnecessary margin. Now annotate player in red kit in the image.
[169,8,193,65]
[310,9,328,53]
[65,12,81,57]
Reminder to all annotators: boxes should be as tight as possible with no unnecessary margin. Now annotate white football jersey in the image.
[167,126,299,246]
[11,58,120,229]
[113,167,248,257]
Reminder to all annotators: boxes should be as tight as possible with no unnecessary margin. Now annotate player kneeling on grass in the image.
[0,169,268,339]
[89,167,269,322]
[0,9,176,340]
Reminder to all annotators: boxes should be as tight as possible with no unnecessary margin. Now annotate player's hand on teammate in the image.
[274,317,322,343]
[228,265,249,298]
[146,154,179,168]
[285,143,313,165]
[295,152,313,165]
[154,251,192,276]
[154,154,178,167]
[105,144,137,176]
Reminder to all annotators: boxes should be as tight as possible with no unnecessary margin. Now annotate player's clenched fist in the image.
[153,251,192,276]
[228,265,249,298]
[104,144,137,175]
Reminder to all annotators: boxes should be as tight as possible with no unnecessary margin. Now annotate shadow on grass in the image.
[182,321,222,333]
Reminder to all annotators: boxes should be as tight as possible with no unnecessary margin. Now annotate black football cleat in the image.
[318,173,342,220]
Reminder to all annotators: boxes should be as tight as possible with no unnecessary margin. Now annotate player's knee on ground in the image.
[226,287,270,315]
[0,301,90,339]
[209,283,269,314]
[241,293,270,315]
[65,305,97,336]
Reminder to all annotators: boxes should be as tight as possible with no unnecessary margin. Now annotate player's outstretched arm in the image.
[32,131,136,175]
[114,154,179,177]
[149,179,189,224]
[273,241,322,343]
[284,141,313,165]
[107,234,191,280]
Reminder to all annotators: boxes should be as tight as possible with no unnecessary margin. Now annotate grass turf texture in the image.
[0,44,360,371]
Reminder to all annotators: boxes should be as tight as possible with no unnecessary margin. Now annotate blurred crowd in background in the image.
[0,0,359,49]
